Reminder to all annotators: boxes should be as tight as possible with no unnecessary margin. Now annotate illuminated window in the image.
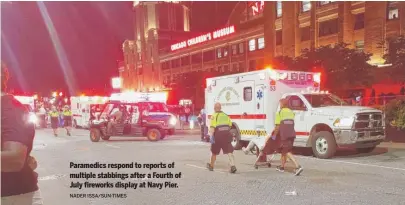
[249,39,256,51]
[276,1,282,18]
[258,37,265,49]
[387,2,399,20]
[238,43,244,54]
[232,44,237,55]
[319,1,334,6]
[217,48,222,58]
[355,40,364,51]
[302,1,311,12]
[224,47,229,57]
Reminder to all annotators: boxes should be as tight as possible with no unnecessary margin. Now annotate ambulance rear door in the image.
[237,78,256,141]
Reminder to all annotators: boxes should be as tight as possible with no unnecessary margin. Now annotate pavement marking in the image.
[299,156,405,172]
[105,144,120,148]
[185,164,227,174]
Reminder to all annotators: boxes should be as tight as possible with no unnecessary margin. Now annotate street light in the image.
[52,92,57,97]
[111,77,122,89]
[59,92,63,97]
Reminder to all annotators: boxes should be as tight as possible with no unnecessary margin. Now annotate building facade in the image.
[121,1,405,96]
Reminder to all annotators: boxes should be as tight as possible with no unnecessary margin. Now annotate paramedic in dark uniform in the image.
[49,106,60,136]
[206,102,237,173]
[274,98,303,176]
[62,105,72,136]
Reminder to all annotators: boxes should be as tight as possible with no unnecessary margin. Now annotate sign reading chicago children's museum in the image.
[170,25,236,51]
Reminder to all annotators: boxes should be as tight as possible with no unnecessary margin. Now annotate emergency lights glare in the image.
[170,25,236,51]
[111,77,122,89]
[314,73,321,83]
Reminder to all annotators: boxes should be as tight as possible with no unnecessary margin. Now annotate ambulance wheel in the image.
[311,131,337,159]
[230,128,242,150]
[147,128,161,142]
[90,128,101,142]
[73,120,77,129]
[101,135,110,141]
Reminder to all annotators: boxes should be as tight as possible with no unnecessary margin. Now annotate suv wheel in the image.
[147,128,161,142]
[90,128,101,142]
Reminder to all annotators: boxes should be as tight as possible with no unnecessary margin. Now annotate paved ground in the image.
[32,128,405,205]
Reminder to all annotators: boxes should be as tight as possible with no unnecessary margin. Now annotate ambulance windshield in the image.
[303,94,348,107]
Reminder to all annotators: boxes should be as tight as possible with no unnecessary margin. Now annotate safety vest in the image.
[210,111,232,132]
[49,111,59,117]
[276,108,296,140]
[63,110,72,116]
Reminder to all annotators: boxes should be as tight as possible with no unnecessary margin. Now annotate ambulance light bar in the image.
[300,90,329,94]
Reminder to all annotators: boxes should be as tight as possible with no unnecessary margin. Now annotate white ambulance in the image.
[205,69,385,159]
[71,96,109,129]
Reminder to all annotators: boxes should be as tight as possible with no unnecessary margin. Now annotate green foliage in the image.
[274,43,376,90]
[382,35,405,82]
[384,97,405,129]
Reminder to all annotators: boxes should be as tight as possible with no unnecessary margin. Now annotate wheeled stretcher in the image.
[253,134,281,169]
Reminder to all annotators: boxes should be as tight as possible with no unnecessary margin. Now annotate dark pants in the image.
[211,130,233,155]
[200,124,205,140]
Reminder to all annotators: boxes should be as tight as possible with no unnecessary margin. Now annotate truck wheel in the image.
[230,128,242,150]
[311,131,337,159]
[168,129,175,135]
[147,129,161,142]
[356,146,376,153]
[101,135,110,141]
[90,128,101,142]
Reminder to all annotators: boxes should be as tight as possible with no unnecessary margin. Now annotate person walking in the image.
[49,106,60,136]
[198,108,207,141]
[62,105,73,136]
[1,61,43,205]
[206,102,237,173]
[274,98,303,176]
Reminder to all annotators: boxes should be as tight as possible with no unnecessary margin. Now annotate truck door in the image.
[254,84,265,133]
[285,95,310,144]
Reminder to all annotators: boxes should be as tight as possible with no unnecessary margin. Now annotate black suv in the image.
[89,101,177,142]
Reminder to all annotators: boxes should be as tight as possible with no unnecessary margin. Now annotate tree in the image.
[293,43,375,90]
[382,35,405,82]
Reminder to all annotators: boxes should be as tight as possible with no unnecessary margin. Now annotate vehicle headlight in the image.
[333,117,354,127]
[29,114,38,124]
[169,117,177,125]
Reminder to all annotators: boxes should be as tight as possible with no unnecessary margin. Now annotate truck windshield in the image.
[303,94,348,107]
[140,102,168,112]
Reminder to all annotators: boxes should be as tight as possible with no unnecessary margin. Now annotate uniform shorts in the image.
[279,138,295,155]
[210,131,234,155]
[63,117,72,127]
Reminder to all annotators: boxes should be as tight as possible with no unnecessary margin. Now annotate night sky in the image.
[1,1,235,96]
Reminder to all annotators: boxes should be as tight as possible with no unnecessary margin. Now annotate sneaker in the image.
[295,166,303,176]
[276,166,285,173]
[206,163,213,171]
[230,166,237,174]
[242,148,249,155]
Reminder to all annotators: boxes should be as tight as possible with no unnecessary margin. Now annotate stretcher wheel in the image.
[254,165,258,169]
[267,163,272,168]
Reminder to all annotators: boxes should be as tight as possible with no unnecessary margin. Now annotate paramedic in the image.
[62,105,72,136]
[274,98,303,176]
[206,103,237,173]
[49,106,60,136]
